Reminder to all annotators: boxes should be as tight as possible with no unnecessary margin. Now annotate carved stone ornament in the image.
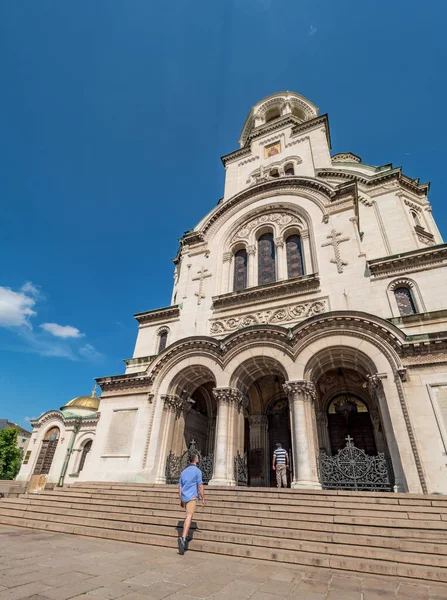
[231,212,305,243]
[321,229,350,274]
[248,414,268,426]
[212,387,244,410]
[210,300,327,335]
[162,395,195,414]
[283,380,317,403]
[366,373,387,396]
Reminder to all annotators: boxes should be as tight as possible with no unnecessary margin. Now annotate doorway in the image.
[267,398,292,487]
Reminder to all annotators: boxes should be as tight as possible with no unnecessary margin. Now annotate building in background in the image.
[17,91,447,494]
[0,420,31,453]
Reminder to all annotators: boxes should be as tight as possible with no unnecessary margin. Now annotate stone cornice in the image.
[31,410,99,428]
[134,305,180,325]
[367,244,447,279]
[389,309,447,328]
[96,374,153,393]
[317,166,429,196]
[212,274,321,311]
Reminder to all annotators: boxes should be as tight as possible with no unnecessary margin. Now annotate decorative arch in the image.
[387,278,425,317]
[77,438,93,473]
[33,426,61,476]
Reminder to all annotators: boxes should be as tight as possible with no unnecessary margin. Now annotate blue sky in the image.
[1,0,446,428]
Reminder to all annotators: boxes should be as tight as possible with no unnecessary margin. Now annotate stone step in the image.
[1,508,447,583]
[26,492,447,528]
[46,489,447,516]
[66,484,447,509]
[70,481,447,503]
[6,497,446,543]
[3,498,447,554]
[2,504,447,572]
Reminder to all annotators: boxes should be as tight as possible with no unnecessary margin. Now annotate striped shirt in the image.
[274,448,288,465]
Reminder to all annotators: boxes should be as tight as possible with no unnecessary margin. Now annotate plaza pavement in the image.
[0,525,446,600]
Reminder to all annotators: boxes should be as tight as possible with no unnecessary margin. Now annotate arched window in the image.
[394,287,417,316]
[286,235,304,278]
[33,427,60,475]
[233,249,248,291]
[284,164,295,176]
[158,330,168,353]
[265,107,281,123]
[258,232,276,285]
[270,169,280,178]
[78,440,92,473]
[411,211,422,228]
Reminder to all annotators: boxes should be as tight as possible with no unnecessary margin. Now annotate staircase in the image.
[1,483,447,582]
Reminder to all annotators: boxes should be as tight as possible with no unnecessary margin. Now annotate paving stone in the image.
[296,578,330,594]
[255,579,295,596]
[123,571,162,587]
[330,575,362,591]
[267,568,297,583]
[327,591,362,600]
[88,583,145,599]
[213,579,260,598]
[250,593,287,600]
[127,581,183,600]
[363,593,397,600]
[361,576,399,593]
[0,583,51,600]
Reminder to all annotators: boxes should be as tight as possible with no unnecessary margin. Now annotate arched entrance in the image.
[267,397,292,486]
[315,367,387,457]
[33,427,60,475]
[328,394,377,455]
[231,358,290,487]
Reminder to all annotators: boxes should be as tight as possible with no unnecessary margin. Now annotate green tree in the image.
[0,427,23,480]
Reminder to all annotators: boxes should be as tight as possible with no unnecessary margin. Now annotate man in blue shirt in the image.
[178,450,205,555]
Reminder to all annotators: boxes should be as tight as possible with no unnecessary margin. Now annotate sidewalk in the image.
[0,525,446,600]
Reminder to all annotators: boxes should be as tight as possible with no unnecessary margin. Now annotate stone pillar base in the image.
[154,476,167,485]
[291,480,322,490]
[208,478,236,487]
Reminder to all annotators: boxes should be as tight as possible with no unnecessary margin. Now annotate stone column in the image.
[248,415,269,486]
[154,395,182,484]
[275,238,286,280]
[300,231,313,275]
[209,387,244,486]
[222,252,233,294]
[283,381,321,489]
[247,245,256,287]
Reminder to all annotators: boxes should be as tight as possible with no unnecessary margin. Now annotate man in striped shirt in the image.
[272,443,289,488]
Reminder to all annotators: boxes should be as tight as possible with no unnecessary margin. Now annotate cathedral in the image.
[18,91,447,495]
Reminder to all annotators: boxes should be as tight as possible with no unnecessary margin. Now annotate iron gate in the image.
[165,441,214,484]
[318,436,393,491]
[234,452,248,486]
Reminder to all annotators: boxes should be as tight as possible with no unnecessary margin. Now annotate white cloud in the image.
[40,322,84,339]
[20,282,41,298]
[0,285,38,328]
[79,343,103,361]
[309,25,317,36]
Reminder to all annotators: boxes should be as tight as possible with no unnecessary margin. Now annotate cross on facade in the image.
[192,267,212,305]
[345,435,354,445]
[321,229,350,273]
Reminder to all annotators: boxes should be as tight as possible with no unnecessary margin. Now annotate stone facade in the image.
[18,91,447,494]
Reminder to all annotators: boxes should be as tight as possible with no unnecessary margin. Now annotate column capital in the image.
[212,387,244,410]
[247,245,256,256]
[161,395,194,413]
[283,380,316,403]
[275,237,285,248]
[223,251,233,262]
[249,414,268,426]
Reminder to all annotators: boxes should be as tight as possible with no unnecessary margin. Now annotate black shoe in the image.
[185,535,192,550]
[177,537,186,555]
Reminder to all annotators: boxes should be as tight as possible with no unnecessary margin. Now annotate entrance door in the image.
[268,398,291,487]
[328,395,377,455]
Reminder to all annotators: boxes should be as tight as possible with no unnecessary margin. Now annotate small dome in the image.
[60,386,100,412]
[239,91,319,147]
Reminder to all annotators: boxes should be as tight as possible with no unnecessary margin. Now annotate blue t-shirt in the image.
[179,465,203,502]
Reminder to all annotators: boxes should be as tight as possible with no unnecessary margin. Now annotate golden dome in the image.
[60,385,100,412]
